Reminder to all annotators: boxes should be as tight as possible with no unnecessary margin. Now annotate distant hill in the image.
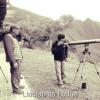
[5,6,52,26]
[5,6,100,39]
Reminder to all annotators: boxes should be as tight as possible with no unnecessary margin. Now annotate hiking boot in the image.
[13,89,24,95]
[20,76,23,79]
[63,81,71,86]
[63,80,67,84]
[58,84,64,88]
[19,85,25,89]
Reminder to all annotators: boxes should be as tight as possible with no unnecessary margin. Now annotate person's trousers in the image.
[54,60,66,85]
[10,60,21,91]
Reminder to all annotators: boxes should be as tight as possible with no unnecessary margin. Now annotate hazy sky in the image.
[11,0,100,21]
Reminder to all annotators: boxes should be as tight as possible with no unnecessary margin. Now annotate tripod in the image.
[0,66,8,83]
[72,44,100,89]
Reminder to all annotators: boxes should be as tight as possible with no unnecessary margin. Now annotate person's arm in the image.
[51,43,55,55]
[51,41,58,55]
[4,35,16,64]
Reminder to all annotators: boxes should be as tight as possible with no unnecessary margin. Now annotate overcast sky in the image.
[11,0,100,21]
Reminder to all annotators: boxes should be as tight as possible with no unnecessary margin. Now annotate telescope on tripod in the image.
[64,39,100,90]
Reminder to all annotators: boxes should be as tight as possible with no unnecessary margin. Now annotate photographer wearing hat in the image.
[3,26,24,94]
[52,34,68,88]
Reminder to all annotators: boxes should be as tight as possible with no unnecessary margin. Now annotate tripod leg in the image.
[89,55,100,78]
[80,54,87,89]
[0,66,8,83]
[81,55,86,80]
[72,62,82,84]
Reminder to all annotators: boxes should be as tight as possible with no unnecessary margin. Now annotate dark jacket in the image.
[52,40,68,61]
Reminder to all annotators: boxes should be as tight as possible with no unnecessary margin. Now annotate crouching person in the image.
[52,34,68,88]
[3,26,24,94]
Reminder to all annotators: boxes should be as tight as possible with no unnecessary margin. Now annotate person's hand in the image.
[57,41,64,46]
[13,62,18,68]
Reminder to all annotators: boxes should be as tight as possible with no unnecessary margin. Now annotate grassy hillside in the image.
[1,6,100,100]
[22,48,100,100]
[4,6,100,62]
[5,6,100,40]
[5,6,52,26]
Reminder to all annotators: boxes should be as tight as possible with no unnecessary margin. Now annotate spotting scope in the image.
[67,39,100,45]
